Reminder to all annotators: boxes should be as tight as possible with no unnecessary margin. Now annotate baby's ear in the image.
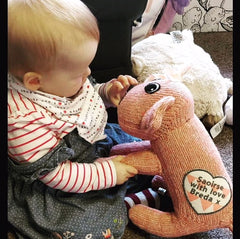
[23,72,42,91]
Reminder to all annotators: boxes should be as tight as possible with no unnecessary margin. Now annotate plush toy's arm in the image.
[120,150,162,176]
[96,149,162,176]
[110,141,162,175]
[110,140,151,156]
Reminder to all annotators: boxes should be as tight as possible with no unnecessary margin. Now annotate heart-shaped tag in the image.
[183,169,232,215]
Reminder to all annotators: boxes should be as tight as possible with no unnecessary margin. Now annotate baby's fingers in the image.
[126,165,138,175]
[111,155,125,162]
[111,80,125,92]
[117,75,138,86]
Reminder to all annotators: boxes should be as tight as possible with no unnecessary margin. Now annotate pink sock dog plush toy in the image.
[113,75,232,237]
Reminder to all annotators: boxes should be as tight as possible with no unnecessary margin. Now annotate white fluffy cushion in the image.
[131,30,232,121]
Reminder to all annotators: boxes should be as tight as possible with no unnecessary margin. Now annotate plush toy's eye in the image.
[144,82,161,94]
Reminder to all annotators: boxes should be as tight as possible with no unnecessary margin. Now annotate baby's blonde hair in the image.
[8,0,99,75]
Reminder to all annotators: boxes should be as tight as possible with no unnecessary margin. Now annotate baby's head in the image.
[8,0,99,97]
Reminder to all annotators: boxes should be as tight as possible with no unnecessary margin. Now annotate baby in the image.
[8,0,164,238]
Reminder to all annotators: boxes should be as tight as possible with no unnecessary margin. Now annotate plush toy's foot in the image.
[129,205,181,237]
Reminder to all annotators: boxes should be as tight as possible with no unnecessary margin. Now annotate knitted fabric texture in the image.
[116,77,233,237]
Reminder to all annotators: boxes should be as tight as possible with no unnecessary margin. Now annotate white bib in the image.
[8,74,108,144]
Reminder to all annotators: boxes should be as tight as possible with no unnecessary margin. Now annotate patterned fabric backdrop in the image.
[170,0,233,32]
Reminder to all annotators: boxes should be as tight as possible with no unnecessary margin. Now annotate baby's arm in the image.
[39,157,115,193]
[39,155,137,192]
[8,89,137,193]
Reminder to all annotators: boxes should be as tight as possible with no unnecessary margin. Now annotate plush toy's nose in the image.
[144,81,161,94]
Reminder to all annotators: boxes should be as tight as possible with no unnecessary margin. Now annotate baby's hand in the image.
[107,75,138,106]
[111,156,138,185]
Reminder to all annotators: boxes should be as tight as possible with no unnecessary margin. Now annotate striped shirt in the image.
[8,81,117,193]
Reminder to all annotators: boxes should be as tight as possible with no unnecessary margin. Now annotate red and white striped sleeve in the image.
[8,89,117,192]
[8,89,64,163]
[39,159,117,193]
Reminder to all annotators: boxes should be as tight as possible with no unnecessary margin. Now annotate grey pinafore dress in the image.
[8,124,142,239]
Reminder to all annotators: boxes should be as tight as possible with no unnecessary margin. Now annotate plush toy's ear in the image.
[144,74,166,83]
[131,55,145,76]
[140,96,175,134]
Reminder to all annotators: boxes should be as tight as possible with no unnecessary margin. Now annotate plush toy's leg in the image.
[129,205,181,237]
[129,204,233,237]
[110,140,151,156]
[121,150,162,175]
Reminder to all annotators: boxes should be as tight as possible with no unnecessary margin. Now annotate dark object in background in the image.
[82,0,148,122]
[82,0,147,83]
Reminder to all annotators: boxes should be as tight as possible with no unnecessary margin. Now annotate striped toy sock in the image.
[124,188,160,210]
